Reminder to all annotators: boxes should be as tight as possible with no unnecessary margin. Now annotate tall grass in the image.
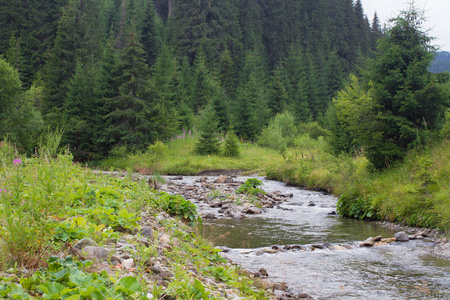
[267,135,450,231]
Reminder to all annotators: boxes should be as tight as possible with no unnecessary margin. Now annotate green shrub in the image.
[236,178,266,195]
[196,105,220,155]
[158,193,199,223]
[298,121,330,140]
[109,144,129,159]
[147,141,168,157]
[223,131,240,157]
[258,112,296,151]
[441,109,450,139]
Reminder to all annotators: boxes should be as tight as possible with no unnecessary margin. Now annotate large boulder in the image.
[81,246,109,261]
[214,175,227,183]
[394,231,409,242]
[73,238,98,250]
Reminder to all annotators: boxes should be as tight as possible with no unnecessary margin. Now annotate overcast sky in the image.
[360,0,450,51]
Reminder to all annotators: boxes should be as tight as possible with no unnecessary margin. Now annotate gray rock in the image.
[394,231,409,242]
[74,238,98,250]
[360,237,374,247]
[241,207,262,215]
[311,244,324,249]
[255,268,268,277]
[225,177,234,183]
[159,234,171,245]
[201,212,216,219]
[281,193,294,198]
[214,175,227,183]
[140,227,153,239]
[82,246,109,261]
[209,201,221,208]
[373,235,383,242]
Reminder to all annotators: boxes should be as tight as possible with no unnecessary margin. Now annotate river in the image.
[163,176,450,299]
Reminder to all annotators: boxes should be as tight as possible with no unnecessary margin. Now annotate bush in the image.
[441,109,450,139]
[298,121,330,140]
[158,193,199,222]
[147,141,168,157]
[258,111,296,151]
[236,178,266,195]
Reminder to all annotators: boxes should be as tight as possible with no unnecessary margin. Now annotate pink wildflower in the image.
[13,158,22,165]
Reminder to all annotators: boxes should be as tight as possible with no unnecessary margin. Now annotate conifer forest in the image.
[1,0,388,160]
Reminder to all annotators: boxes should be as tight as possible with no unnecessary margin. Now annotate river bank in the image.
[0,155,280,299]
[153,173,450,299]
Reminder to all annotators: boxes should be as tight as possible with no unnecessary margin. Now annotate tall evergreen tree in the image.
[336,4,449,169]
[234,50,269,140]
[268,67,288,117]
[140,0,162,66]
[105,22,153,149]
[62,62,99,160]
[147,43,180,141]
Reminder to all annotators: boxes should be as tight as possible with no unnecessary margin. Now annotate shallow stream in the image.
[166,176,450,299]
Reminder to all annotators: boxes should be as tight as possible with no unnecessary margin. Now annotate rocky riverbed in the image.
[156,174,450,299]
[159,174,448,256]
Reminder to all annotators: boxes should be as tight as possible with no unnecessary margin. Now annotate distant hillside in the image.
[430,51,450,73]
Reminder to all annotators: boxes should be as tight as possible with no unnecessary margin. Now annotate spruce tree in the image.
[62,62,98,160]
[268,67,288,117]
[336,4,449,169]
[140,0,162,66]
[105,22,153,149]
[147,43,180,141]
[196,105,220,155]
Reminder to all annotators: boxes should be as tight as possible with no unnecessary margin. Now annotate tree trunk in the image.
[168,0,175,18]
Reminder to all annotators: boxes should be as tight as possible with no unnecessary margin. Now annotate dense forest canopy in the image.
[0,0,437,162]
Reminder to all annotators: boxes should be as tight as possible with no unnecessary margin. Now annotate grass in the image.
[267,135,450,232]
[96,132,284,175]
[0,142,273,299]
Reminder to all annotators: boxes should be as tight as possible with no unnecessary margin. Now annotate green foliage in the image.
[0,58,43,153]
[361,4,447,168]
[0,149,272,299]
[441,109,450,139]
[158,193,199,223]
[258,111,297,151]
[223,131,240,157]
[147,141,168,158]
[236,178,266,196]
[268,132,450,230]
[97,132,283,176]
[298,122,330,140]
[337,189,376,220]
[0,256,147,299]
[196,105,220,155]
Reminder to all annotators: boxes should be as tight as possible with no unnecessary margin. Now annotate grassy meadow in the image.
[96,130,284,175]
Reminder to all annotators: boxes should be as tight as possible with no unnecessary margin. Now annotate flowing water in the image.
[166,176,450,299]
